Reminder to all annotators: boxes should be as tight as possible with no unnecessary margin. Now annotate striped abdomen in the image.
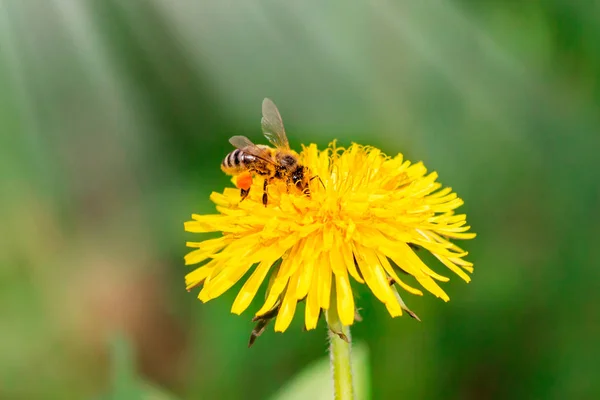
[221,149,257,174]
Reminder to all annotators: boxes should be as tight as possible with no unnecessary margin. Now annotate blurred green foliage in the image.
[1,0,599,399]
[103,335,177,400]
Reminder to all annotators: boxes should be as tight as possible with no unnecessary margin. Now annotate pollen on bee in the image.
[236,172,253,190]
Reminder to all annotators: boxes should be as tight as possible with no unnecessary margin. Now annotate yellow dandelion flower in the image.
[184,141,476,337]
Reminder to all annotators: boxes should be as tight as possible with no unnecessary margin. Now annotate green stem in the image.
[327,292,355,400]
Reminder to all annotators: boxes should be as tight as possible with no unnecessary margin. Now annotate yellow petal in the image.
[275,268,302,332]
[381,242,450,301]
[295,256,315,300]
[317,252,332,310]
[305,262,321,330]
[184,237,231,265]
[377,254,423,296]
[353,245,401,315]
[231,258,276,315]
[329,233,346,276]
[434,254,471,283]
[335,271,355,326]
[254,242,302,317]
[185,264,214,291]
[200,260,253,301]
[340,237,364,284]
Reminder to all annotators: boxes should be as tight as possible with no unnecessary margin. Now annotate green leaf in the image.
[103,334,180,400]
[109,334,143,400]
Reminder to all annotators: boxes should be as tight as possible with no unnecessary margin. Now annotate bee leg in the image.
[309,175,325,189]
[304,175,324,198]
[248,302,280,347]
[262,179,269,206]
[240,188,250,201]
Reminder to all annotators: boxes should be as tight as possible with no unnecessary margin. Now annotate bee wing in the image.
[229,135,258,150]
[261,98,290,150]
[228,135,276,164]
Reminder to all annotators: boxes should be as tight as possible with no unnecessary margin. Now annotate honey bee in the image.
[221,98,311,206]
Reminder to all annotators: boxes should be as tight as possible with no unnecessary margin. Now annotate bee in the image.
[221,98,311,206]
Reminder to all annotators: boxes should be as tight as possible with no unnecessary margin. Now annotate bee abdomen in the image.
[222,149,239,170]
[222,149,256,173]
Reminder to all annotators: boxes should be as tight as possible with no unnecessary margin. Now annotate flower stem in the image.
[327,292,355,400]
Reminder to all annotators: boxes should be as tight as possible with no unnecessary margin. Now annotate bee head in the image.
[292,166,306,189]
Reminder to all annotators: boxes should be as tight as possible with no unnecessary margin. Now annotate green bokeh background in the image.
[1,1,598,399]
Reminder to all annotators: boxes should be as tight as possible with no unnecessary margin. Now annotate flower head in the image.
[184,142,475,335]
